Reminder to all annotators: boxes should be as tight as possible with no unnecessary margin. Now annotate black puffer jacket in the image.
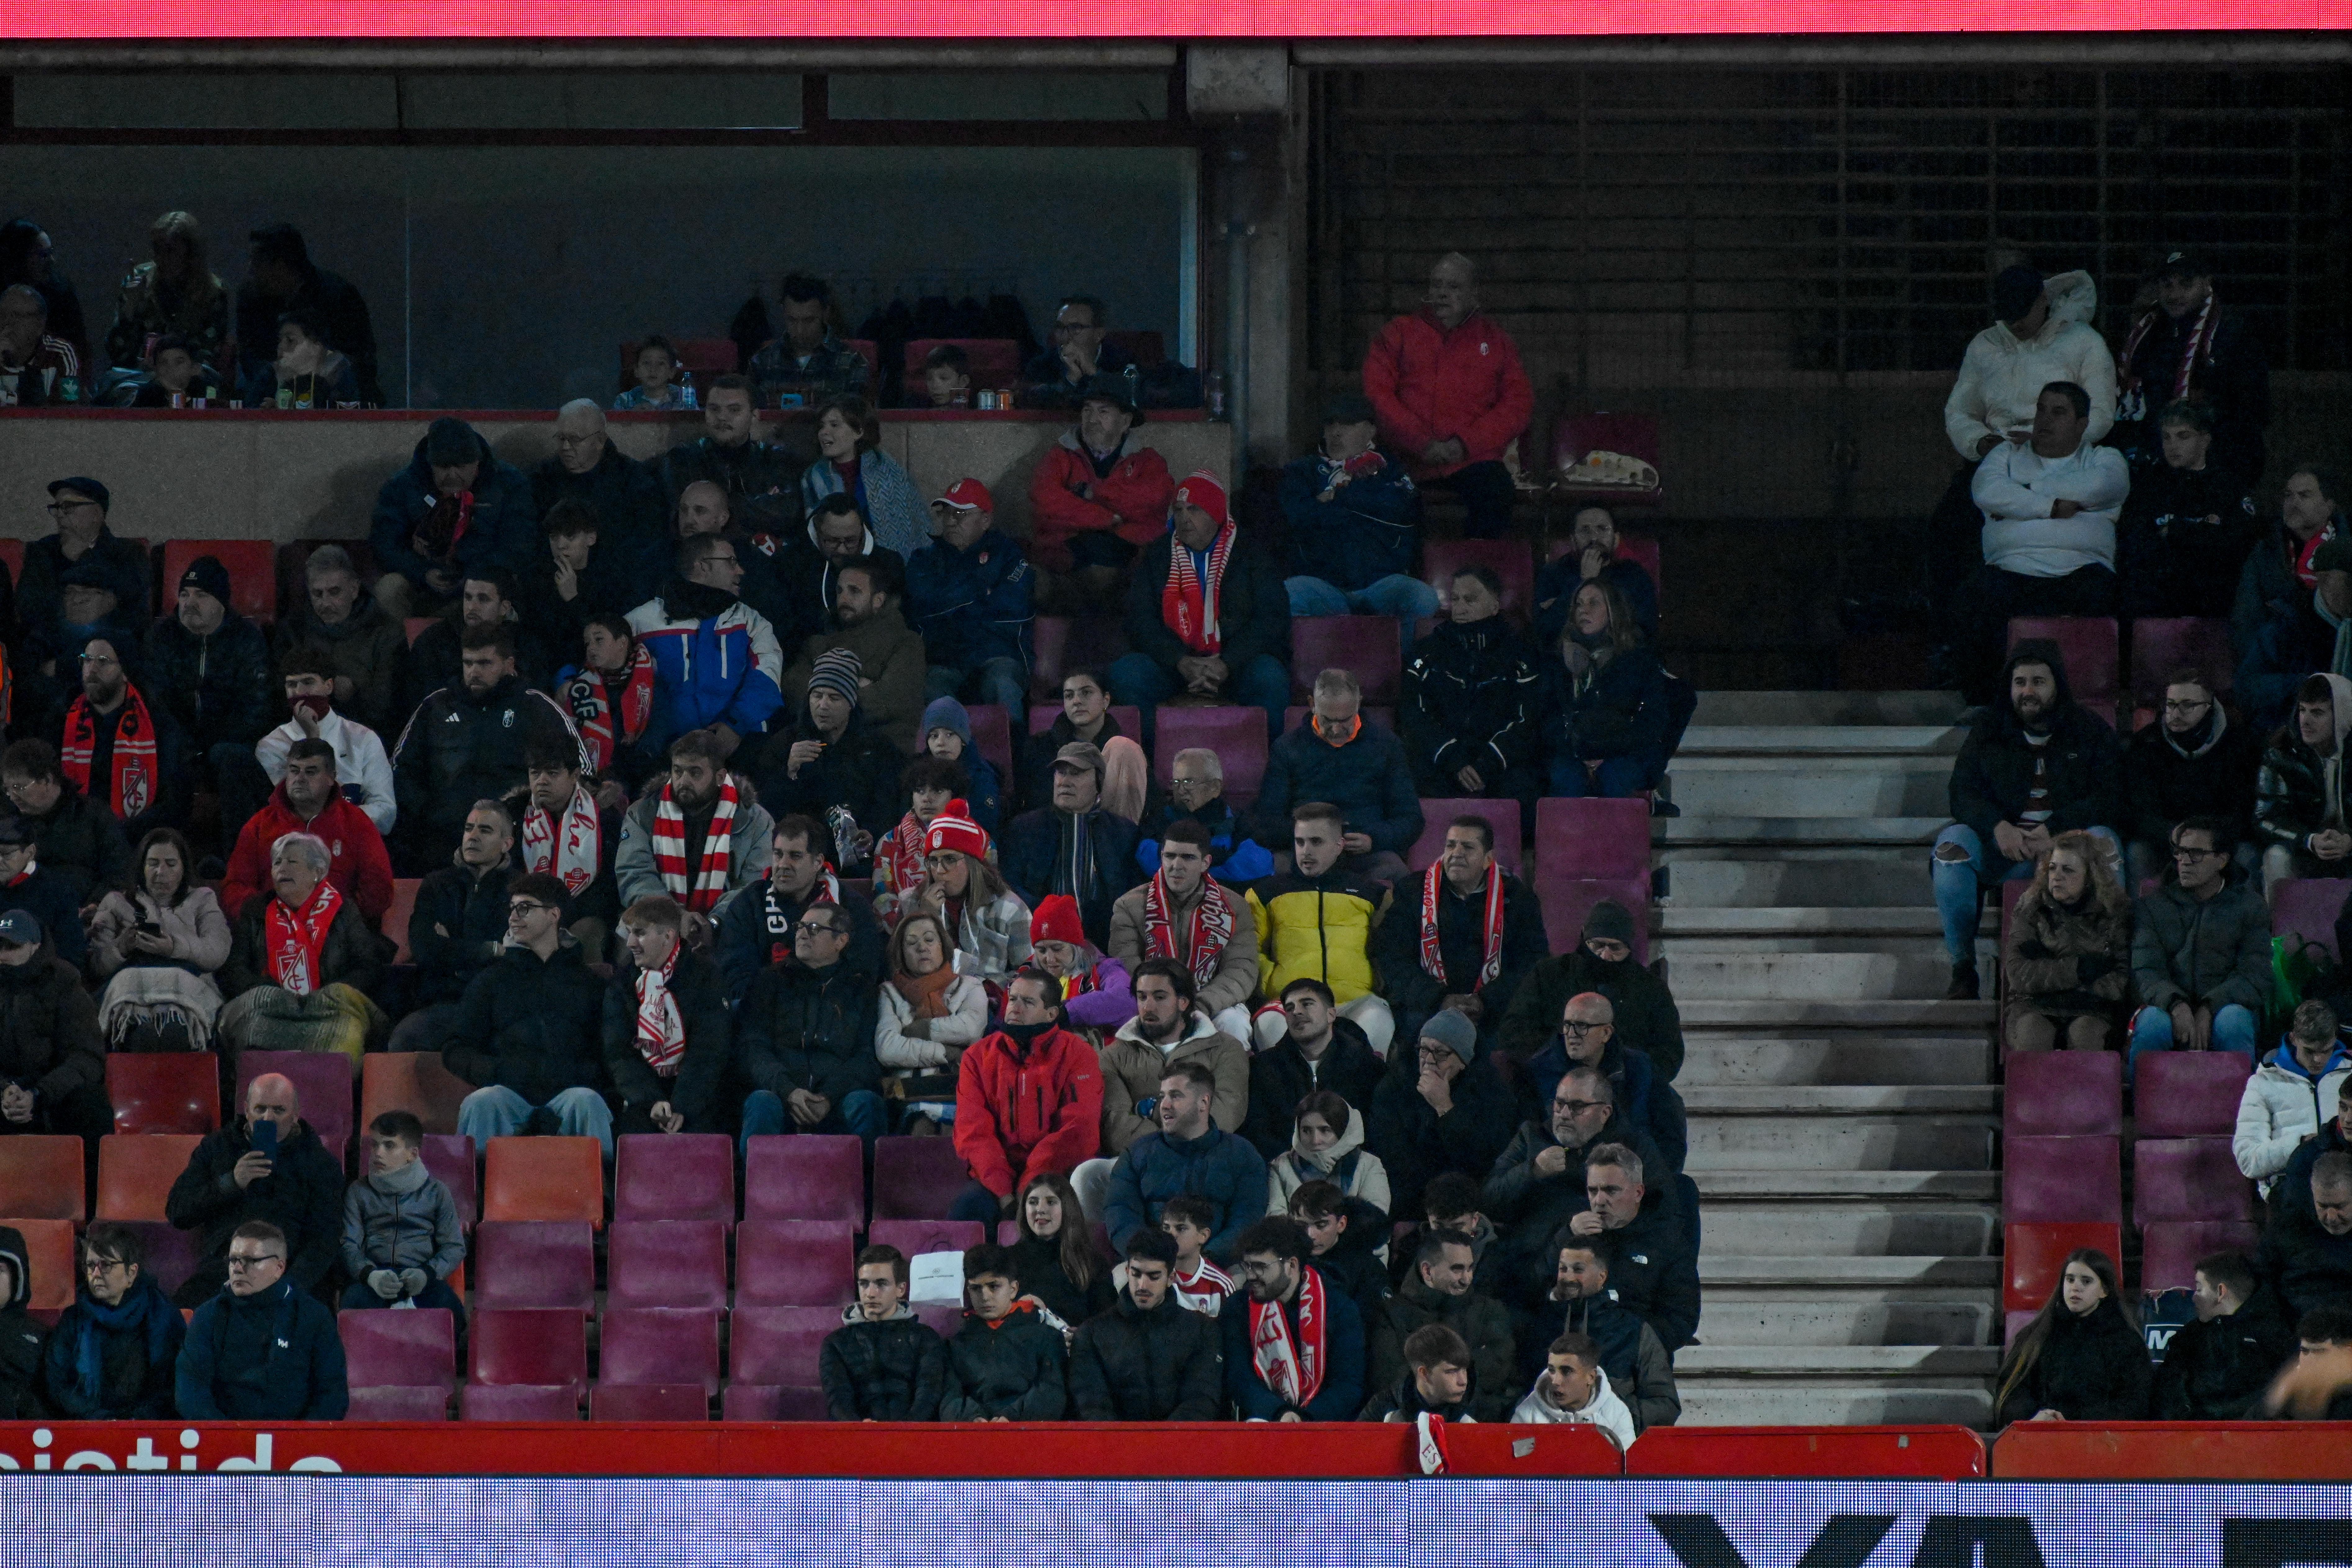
[163,1119,344,1295]
[1240,1018,1386,1159]
[0,1226,48,1419]
[2153,1291,2297,1419]
[660,434,804,537]
[529,442,670,595]
[2116,462,2262,620]
[1366,1270,1516,1422]
[1065,1287,1223,1420]
[1948,689,2124,845]
[408,862,513,1007]
[938,1303,1067,1420]
[602,946,734,1133]
[740,957,883,1107]
[140,611,277,752]
[1402,616,1541,790]
[1374,868,1548,1049]
[1594,1185,1701,1353]
[21,783,133,906]
[1479,1114,1670,1306]
[818,1304,948,1420]
[1499,943,1686,1082]
[0,953,103,1105]
[1996,1296,2153,1424]
[444,938,610,1107]
[1365,1043,1518,1220]
[2123,705,2260,847]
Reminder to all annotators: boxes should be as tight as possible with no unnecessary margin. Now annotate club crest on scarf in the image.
[61,684,158,821]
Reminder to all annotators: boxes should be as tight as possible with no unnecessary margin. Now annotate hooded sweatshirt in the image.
[2236,1041,2352,1190]
[1511,1366,1638,1450]
[2255,671,2352,850]
[1943,270,2118,459]
[1268,1104,1393,1218]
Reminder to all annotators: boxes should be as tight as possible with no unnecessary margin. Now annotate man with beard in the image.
[626,532,786,760]
[2122,672,2259,886]
[55,635,187,839]
[270,544,409,739]
[400,564,553,720]
[390,624,587,872]
[616,728,776,950]
[758,650,901,870]
[1221,1215,1366,1422]
[1109,817,1261,1047]
[780,557,927,758]
[1569,1144,1698,1353]
[767,494,904,656]
[1512,1236,1679,1435]
[659,373,801,535]
[1514,993,1686,1174]
[1374,813,1546,1052]
[1500,899,1683,1082]
[368,416,536,621]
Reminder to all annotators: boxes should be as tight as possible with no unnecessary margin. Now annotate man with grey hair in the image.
[0,282,81,405]
[531,397,667,589]
[217,831,391,1068]
[1136,746,1275,883]
[1570,1141,1700,1351]
[1252,668,1422,884]
[270,542,410,735]
[1361,254,1531,539]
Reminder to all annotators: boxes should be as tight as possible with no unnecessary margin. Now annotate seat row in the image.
[2002,613,2234,727]
[468,1216,991,1312]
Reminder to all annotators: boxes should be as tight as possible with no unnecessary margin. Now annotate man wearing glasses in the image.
[2128,815,2272,1078]
[20,478,149,667]
[739,901,886,1145]
[58,634,187,837]
[1481,1063,1670,1304]
[2124,673,2260,888]
[174,1219,347,1421]
[444,872,612,1155]
[1515,992,1685,1176]
[1499,899,1684,1083]
[1133,747,1275,884]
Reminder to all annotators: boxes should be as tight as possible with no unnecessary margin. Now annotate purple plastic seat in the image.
[1290,616,1404,704]
[614,1134,736,1225]
[1534,872,1649,960]
[592,1383,710,1421]
[421,1134,477,1228]
[1151,707,1269,809]
[957,704,1016,785]
[727,1304,837,1389]
[460,1383,580,1421]
[1534,798,1652,881]
[607,1219,728,1309]
[2133,1137,2255,1228]
[338,1308,457,1388]
[914,1301,964,1339]
[599,1306,722,1395]
[1406,800,1524,877]
[723,1383,830,1421]
[235,1051,354,1167]
[734,1219,857,1307]
[1027,616,1131,704]
[471,1221,595,1310]
[2003,1053,2124,1138]
[867,1218,985,1261]
[2272,878,2352,960]
[743,1135,864,1224]
[1027,702,1144,739]
[348,1385,452,1421]
[2008,617,2120,717]
[2141,1219,2264,1292]
[114,1222,198,1297]
[2136,1052,2254,1138]
[469,1307,587,1394]
[870,1137,971,1220]
[2003,1134,2122,1223]
[2129,617,2235,704]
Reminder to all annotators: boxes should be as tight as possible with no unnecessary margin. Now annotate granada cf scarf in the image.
[61,685,159,820]
[564,644,656,774]
[633,942,686,1076]
[877,812,930,913]
[264,876,342,997]
[1142,870,1233,993]
[651,774,738,913]
[520,784,601,897]
[759,863,841,965]
[1161,519,1236,656]
[1249,1264,1329,1410]
[2117,293,2220,415]
[1420,864,1505,991]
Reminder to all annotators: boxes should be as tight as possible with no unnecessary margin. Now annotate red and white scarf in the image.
[1142,870,1233,993]
[1421,863,1505,991]
[1161,517,1237,656]
[2118,293,2220,414]
[520,784,601,897]
[1249,1265,1330,1410]
[61,685,159,820]
[651,774,738,913]
[877,812,931,914]
[564,644,656,775]
[264,876,343,997]
[633,942,686,1076]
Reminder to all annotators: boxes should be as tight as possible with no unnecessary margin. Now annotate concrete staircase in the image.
[1657,690,2002,1426]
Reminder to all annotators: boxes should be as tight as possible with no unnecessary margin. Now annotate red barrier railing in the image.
[1991,1421,2352,1480]
[1625,1425,1987,1479]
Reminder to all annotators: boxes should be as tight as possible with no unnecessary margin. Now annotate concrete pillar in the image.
[1187,45,1305,478]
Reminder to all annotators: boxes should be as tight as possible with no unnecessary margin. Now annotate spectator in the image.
[1067,1229,1224,1419]
[1248,803,1396,1055]
[0,284,80,406]
[0,739,131,909]
[1515,1234,1679,1435]
[517,740,622,950]
[2238,538,2348,738]
[1994,1247,2151,1424]
[236,223,379,404]
[220,738,394,927]
[1483,1064,1669,1299]
[87,827,230,1053]
[338,1110,465,1321]
[142,554,274,796]
[779,557,928,760]
[739,899,887,1144]
[1002,742,1141,948]
[444,876,611,1155]
[605,893,734,1137]
[2123,672,2259,887]
[1241,978,1387,1160]
[1161,1195,1236,1316]
[1022,294,1135,409]
[1253,669,1423,885]
[271,545,408,739]
[2261,1308,2352,1419]
[874,755,972,926]
[770,494,901,657]
[1222,1215,1367,1422]
[2117,401,2263,619]
[905,479,1033,723]
[519,500,639,671]
[908,342,972,409]
[612,334,698,412]
[1019,669,1133,811]
[2129,816,2270,1077]
[2237,1001,2352,1198]
[1027,376,1174,596]
[761,648,904,861]
[626,533,788,758]
[392,624,583,870]
[2003,830,2133,1055]
[920,698,1004,835]
[1026,894,1135,1033]
[385,800,514,1053]
[1500,900,1684,1082]
[1361,253,1533,540]
[903,803,1032,985]
[128,332,224,407]
[876,911,988,1127]
[557,613,661,791]
[1135,749,1274,884]
[1280,391,1436,651]
[1096,956,1247,1161]
[1360,1322,1478,1424]
[164,1074,342,1306]
[217,832,389,1069]
[1009,1170,1115,1328]
[56,634,187,839]
[616,729,777,945]
[2232,463,2344,663]
[660,374,802,536]
[1109,818,1260,1045]
[38,1221,183,1420]
[819,1244,948,1421]
[2258,1153,2352,1317]
[368,416,536,620]
[747,273,872,410]
[174,1219,347,1421]
[2116,250,2270,485]
[21,477,146,668]
[799,395,927,559]
[713,814,883,1003]
[1366,1010,1516,1223]
[1541,580,1676,801]
[1286,1177,1390,1324]
[1512,1331,1638,1448]
[0,907,107,1151]
[1933,641,2123,1001]
[938,1242,1068,1421]
[2272,1077,2352,1230]
[1535,505,1660,648]
[1520,991,1687,1170]
[236,307,360,409]
[2153,1250,2297,1420]
[530,400,667,591]
[1377,814,1546,1052]
[252,649,396,841]
[106,210,229,373]
[1367,1227,1515,1421]
[947,967,1104,1223]
[1101,1059,1267,1257]
[0,816,85,972]
[1404,567,1541,804]
[1109,472,1291,742]
[1572,1143,1699,1353]
[1267,1090,1391,1218]
[0,219,83,365]
[2255,674,2352,888]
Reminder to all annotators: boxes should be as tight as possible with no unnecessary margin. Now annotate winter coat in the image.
[1375,867,1548,1048]
[614,779,776,925]
[2238,597,2339,737]
[528,441,670,592]
[401,608,558,722]
[86,883,231,984]
[1942,270,2116,459]
[1996,1297,2152,1424]
[164,1119,344,1289]
[2256,1204,2352,1317]
[1221,1263,1368,1421]
[2117,462,2264,620]
[234,264,380,404]
[1541,643,1673,770]
[2233,516,2340,663]
[1514,1286,1681,1434]
[906,526,1035,677]
[1359,1372,1478,1425]
[800,449,928,561]
[1362,309,1535,479]
[876,972,991,1071]
[2153,1295,2298,1419]
[2123,706,2260,847]
[174,1277,348,1421]
[2003,887,2132,1021]
[1097,1010,1251,1155]
[341,1165,465,1279]
[221,789,395,929]
[780,608,930,757]
[1365,1043,1518,1221]
[1534,554,1661,647]
[391,675,588,853]
[939,1303,1067,1420]
[256,708,397,834]
[18,526,150,660]
[39,1273,183,1419]
[1000,807,1142,950]
[1947,700,2124,845]
[2275,1121,2352,1226]
[819,1304,947,1420]
[1267,1105,1393,1218]
[740,958,883,1108]
[2235,1043,2352,1186]
[140,610,276,752]
[1019,340,1136,407]
[1593,1185,1702,1352]
[270,591,410,738]
[713,873,884,1005]
[1524,1033,1687,1177]
[1500,944,1685,1082]
[1018,709,1133,816]
[1007,1234,1114,1330]
[1367,1270,1517,1421]
[1103,1125,1270,1258]
[221,893,388,1003]
[603,946,735,1134]
[20,782,133,906]
[368,424,538,588]
[1241,1018,1388,1159]
[0,1228,45,1420]
[1067,1286,1225,1419]
[625,582,788,748]
[2129,872,2272,1015]
[407,863,512,1007]
[2116,302,2271,484]
[1247,867,1390,1007]
[2255,684,2352,853]
[1121,529,1293,683]
[1027,432,1175,576]
[0,866,87,971]
[1107,876,1262,1023]
[953,1022,1104,1200]
[444,938,610,1107]
[756,704,904,846]
[1480,1113,1673,1305]
[660,434,804,537]
[1403,618,1542,788]
[1252,720,1424,858]
[1134,796,1274,884]
[0,952,104,1105]
[1279,450,1421,592]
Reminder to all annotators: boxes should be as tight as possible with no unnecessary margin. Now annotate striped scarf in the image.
[632,942,685,1076]
[651,774,738,913]
[563,644,656,776]
[1161,518,1236,656]
[1249,1264,1330,1410]
[1141,870,1233,994]
[1420,863,1506,991]
[519,784,601,897]
[2117,293,2220,419]
[61,685,159,820]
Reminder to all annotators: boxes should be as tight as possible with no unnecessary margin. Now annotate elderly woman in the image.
[217,831,390,1071]
[901,803,1030,986]
[2003,829,2133,1054]
[798,395,927,558]
[87,828,232,1052]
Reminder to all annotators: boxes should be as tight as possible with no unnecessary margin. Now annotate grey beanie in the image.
[1420,1008,1478,1064]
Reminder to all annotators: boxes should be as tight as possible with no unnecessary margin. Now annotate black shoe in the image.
[1650,797,1681,818]
[521,1107,562,1137]
[1944,962,1980,1001]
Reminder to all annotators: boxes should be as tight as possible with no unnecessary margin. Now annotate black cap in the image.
[1320,391,1377,427]
[1077,373,1143,423]
[45,477,110,513]
[2155,249,2210,281]
[424,417,479,466]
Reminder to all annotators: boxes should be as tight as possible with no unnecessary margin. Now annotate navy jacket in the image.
[140,611,277,752]
[1251,720,1424,857]
[1519,1035,1689,1175]
[1103,1125,1270,1258]
[1541,644,1672,768]
[905,527,1035,676]
[175,1278,348,1421]
[369,424,538,589]
[714,874,886,1005]
[1221,1262,1367,1422]
[1000,807,1141,949]
[1278,451,1421,592]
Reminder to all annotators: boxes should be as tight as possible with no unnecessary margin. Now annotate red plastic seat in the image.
[1289,617,1403,705]
[1533,872,1649,961]
[1548,412,1663,508]
[471,1220,595,1310]
[2133,1137,2254,1228]
[1152,707,1267,809]
[359,1051,472,1138]
[1534,796,1651,881]
[723,1383,830,1421]
[1027,703,1143,740]
[482,1136,603,1227]
[234,1051,354,1168]
[96,1133,203,1222]
[2003,1134,2122,1223]
[1425,540,1535,622]
[2007,617,2120,718]
[866,1218,985,1260]
[460,1382,580,1421]
[2141,1219,2263,1293]
[2129,616,2234,704]
[726,1303,837,1390]
[386,878,422,962]
[2272,878,2352,960]
[901,337,1022,390]
[614,1134,735,1225]
[606,1219,728,1309]
[162,539,278,624]
[0,1136,86,1222]
[404,617,435,648]
[348,1385,452,1421]
[743,1134,864,1224]
[2136,1052,2254,1138]
[106,1053,220,1135]
[734,1219,858,1307]
[469,1307,588,1394]
[0,539,23,584]
[869,1137,971,1221]
[4,1219,74,1312]
[2003,1221,2123,1313]
[591,1383,710,1421]
[421,1134,477,1228]
[1406,800,1524,878]
[2002,1053,2123,1139]
[339,1307,458,1389]
[600,1305,723,1396]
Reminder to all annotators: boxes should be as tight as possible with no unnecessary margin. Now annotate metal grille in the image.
[1307,67,2350,382]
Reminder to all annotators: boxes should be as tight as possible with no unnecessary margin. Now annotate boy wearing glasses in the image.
[175,1219,347,1420]
[2129,814,2271,1075]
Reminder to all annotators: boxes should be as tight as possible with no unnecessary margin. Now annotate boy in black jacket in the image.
[939,1243,1066,1420]
[1067,1230,1222,1420]
[2154,1250,2296,1419]
[1358,1322,1477,1423]
[819,1244,947,1420]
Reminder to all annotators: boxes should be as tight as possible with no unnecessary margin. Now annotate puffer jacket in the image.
[528,441,669,592]
[1247,867,1389,1007]
[2129,871,2274,1015]
[1367,1268,1517,1422]
[1267,1104,1393,1218]
[1515,1284,1682,1434]
[1996,1297,2153,1425]
[0,953,105,1104]
[407,862,512,1007]
[2117,461,2263,620]
[219,785,395,927]
[779,608,930,757]
[1403,617,1541,787]
[1279,449,1420,592]
[939,1302,1068,1420]
[1500,944,1686,1082]
[2153,1292,2298,1420]
[1027,432,1175,575]
[1540,642,1672,768]
[444,937,609,1107]
[2235,1042,2352,1187]
[741,957,883,1109]
[139,610,275,752]
[0,1227,47,1419]
[1362,309,1535,478]
[1252,720,1425,857]
[368,423,538,587]
[818,1303,948,1420]
[1241,1018,1387,1160]
[1376,866,1549,1048]
[2003,887,2133,1019]
[905,526,1035,676]
[86,885,232,982]
[2258,1202,2352,1316]
[164,1119,344,1289]
[1942,269,2116,459]
[1102,1125,1270,1258]
[1098,1010,1251,1155]
[1122,529,1293,683]
[625,580,787,747]
[340,1164,465,1279]
[1066,1287,1225,1420]
[1107,875,1262,1022]
[1365,1042,1518,1222]
[2123,704,2261,847]
[952,1021,1104,1200]
[1948,694,2124,845]
[2255,675,2352,852]
[174,1276,347,1421]
[20,783,133,906]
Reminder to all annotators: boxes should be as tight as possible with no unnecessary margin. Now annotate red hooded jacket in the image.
[220,783,396,926]
[1027,433,1175,575]
[1362,309,1535,479]
[953,1022,1105,1200]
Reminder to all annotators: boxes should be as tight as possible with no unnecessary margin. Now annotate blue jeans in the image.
[1930,822,2122,965]
[740,1088,888,1152]
[1550,755,1649,799]
[926,659,1026,727]
[947,1179,1007,1225]
[457,1084,614,1157]
[2128,1003,2259,1084]
[1285,574,1442,657]
[1105,651,1291,743]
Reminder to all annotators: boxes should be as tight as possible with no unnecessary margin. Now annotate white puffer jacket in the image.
[1943,270,2118,459]
[2234,1043,2352,1190]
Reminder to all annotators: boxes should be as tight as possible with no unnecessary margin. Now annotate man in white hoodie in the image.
[1511,1330,1636,1451]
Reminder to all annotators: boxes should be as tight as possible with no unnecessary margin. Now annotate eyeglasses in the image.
[1169,776,1214,792]
[225,1253,285,1271]
[795,920,843,937]
[2172,845,2223,861]
[79,653,120,669]
[508,901,553,918]
[1551,1100,1606,1115]
[83,1256,129,1276]
[43,500,98,517]
[1561,1021,1608,1036]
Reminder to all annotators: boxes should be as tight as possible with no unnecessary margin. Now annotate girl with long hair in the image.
[1993,1248,2151,1425]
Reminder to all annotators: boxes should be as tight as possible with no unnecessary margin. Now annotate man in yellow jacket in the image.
[1247,801,1394,1058]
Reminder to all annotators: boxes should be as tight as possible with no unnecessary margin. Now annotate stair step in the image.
[1662,857,1937,908]
[1678,1038,1994,1088]
[1678,725,1963,757]
[1695,1296,1994,1347]
[1687,1117,1995,1172]
[1682,1000,1995,1029]
[1672,1384,1996,1427]
[1694,1204,1995,1258]
[1684,1086,1997,1115]
[1663,934,1956,961]
[1695,1170,1998,1202]
[1690,690,1965,727]
[1676,1345,2002,1376]
[1665,768,1954,822]
[1668,952,1960,1001]
[1700,1255,2001,1287]
[1660,816,1948,849]
[1662,907,1956,936]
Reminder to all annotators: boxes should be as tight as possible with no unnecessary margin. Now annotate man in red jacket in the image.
[1026,374,1174,605]
[1362,253,1534,539]
[948,967,1105,1224]
[219,737,395,924]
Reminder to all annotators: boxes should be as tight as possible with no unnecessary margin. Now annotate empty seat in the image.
[106,1053,220,1135]
[349,1385,453,1421]
[743,1135,864,1223]
[421,1134,477,1228]
[2272,878,2352,959]
[1424,540,1534,621]
[954,704,1016,787]
[2003,1053,2123,1139]
[2134,1137,2254,1229]
[2007,617,2119,716]
[5,1219,74,1312]
[461,1383,580,1421]
[913,1301,964,1339]
[722,1383,829,1421]
[470,1221,595,1310]
[1289,617,1403,704]
[726,1303,837,1390]
[235,1051,354,1167]
[2003,1221,2123,1312]
[866,1218,985,1261]
[869,1138,970,1221]
[162,538,278,623]
[1405,800,1524,877]
[114,1222,198,1297]
[2141,1219,2263,1293]
[2136,1052,2254,1138]
[0,1136,85,1222]
[469,1307,587,1394]
[607,1220,728,1309]
[1533,872,1649,961]
[1534,797,1651,880]
[734,1219,857,1307]
[591,1384,710,1421]
[614,1134,734,1225]
[2129,616,2234,703]
[2003,1134,2123,1223]
[482,1136,603,1226]
[95,1134,202,1222]
[359,1052,473,1137]
[339,1307,458,1389]
[600,1305,723,1395]
[1152,707,1267,808]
